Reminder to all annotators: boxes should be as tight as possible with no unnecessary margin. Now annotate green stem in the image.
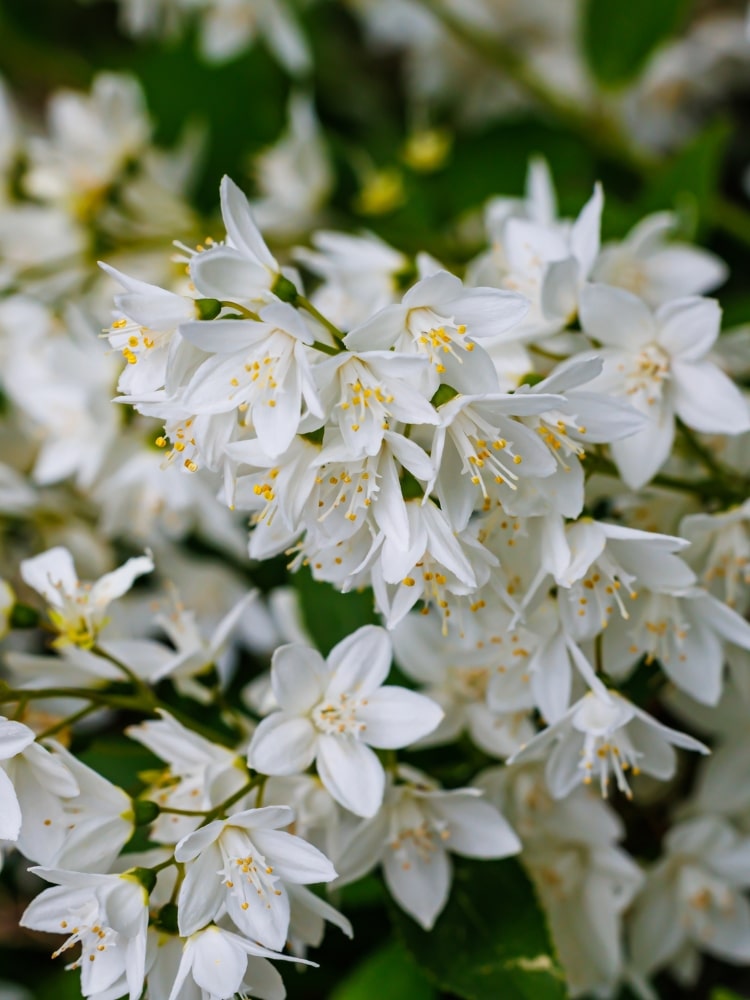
[202,777,259,823]
[297,296,346,344]
[311,339,341,356]
[36,703,99,740]
[529,344,570,364]
[93,645,158,709]
[220,301,261,320]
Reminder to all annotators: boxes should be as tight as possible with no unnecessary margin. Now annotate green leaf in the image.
[329,940,436,1000]
[711,990,746,1000]
[582,0,692,87]
[638,120,731,235]
[392,858,567,1000]
[294,566,377,656]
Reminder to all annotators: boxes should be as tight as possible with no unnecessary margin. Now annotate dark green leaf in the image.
[392,858,567,1000]
[294,566,377,655]
[582,0,692,87]
[638,120,731,234]
[329,940,436,1000]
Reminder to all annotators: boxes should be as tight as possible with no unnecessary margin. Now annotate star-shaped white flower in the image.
[248,625,444,817]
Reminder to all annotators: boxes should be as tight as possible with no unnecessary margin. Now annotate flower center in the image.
[624,343,670,406]
[52,903,117,970]
[312,693,367,736]
[407,307,474,374]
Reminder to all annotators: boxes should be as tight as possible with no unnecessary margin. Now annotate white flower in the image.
[592,211,727,307]
[101,263,197,396]
[603,586,750,706]
[314,349,438,458]
[126,711,249,843]
[334,767,521,929]
[392,610,536,757]
[509,689,708,799]
[1,738,79,863]
[20,868,150,1000]
[36,745,135,872]
[477,762,644,998]
[167,924,306,1000]
[344,270,528,394]
[630,816,750,983]
[20,546,153,649]
[548,519,695,642]
[370,498,498,631]
[680,500,750,612]
[429,391,560,530]
[248,625,443,817]
[188,176,280,307]
[579,285,750,488]
[197,0,310,71]
[475,176,602,340]
[174,805,336,950]
[24,73,150,207]
[178,301,322,458]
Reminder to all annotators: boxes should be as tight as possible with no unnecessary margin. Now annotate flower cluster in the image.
[3,49,750,996]
[81,159,750,996]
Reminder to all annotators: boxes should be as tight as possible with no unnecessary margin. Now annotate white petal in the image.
[428,795,521,858]
[180,318,269,353]
[250,829,336,883]
[174,820,224,862]
[190,927,247,997]
[20,547,77,605]
[242,956,287,1000]
[220,175,277,270]
[570,183,603,277]
[656,296,720,360]
[271,643,328,712]
[228,806,295,832]
[357,688,444,749]
[177,846,225,935]
[672,360,750,434]
[90,554,153,608]
[579,284,655,349]
[610,407,674,489]
[190,247,271,300]
[0,767,22,840]
[383,841,451,930]
[315,735,385,817]
[444,287,529,339]
[326,625,392,698]
[0,720,35,759]
[248,713,318,776]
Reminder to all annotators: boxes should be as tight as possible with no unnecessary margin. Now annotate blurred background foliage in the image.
[2,0,750,996]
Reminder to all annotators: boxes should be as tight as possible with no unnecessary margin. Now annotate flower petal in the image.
[383,840,451,930]
[357,688,443,749]
[248,714,318,776]
[326,625,392,698]
[428,795,521,858]
[270,643,328,713]
[579,283,655,349]
[250,829,336,883]
[672,360,750,434]
[315,735,385,817]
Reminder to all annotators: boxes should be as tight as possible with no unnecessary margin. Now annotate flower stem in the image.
[297,296,346,344]
[220,301,261,320]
